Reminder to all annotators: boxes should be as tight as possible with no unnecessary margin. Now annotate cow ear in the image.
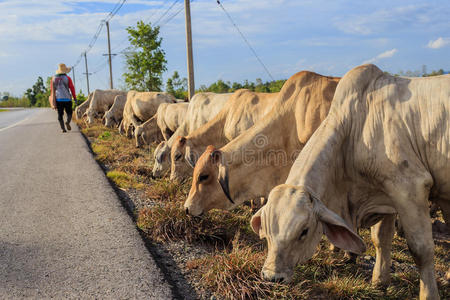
[185,146,196,168]
[314,198,366,254]
[210,149,221,164]
[251,208,264,238]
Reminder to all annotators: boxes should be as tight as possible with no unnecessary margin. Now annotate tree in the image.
[123,21,167,91]
[26,76,47,106]
[166,71,187,100]
[208,79,230,93]
[423,69,444,77]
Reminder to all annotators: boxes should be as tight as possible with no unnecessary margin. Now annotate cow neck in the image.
[286,114,347,212]
[221,106,301,205]
[187,110,228,150]
[167,122,189,148]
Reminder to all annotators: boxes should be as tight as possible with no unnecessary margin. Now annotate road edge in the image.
[75,123,185,300]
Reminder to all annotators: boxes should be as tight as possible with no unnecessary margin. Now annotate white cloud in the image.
[333,4,447,36]
[363,48,397,64]
[427,37,450,49]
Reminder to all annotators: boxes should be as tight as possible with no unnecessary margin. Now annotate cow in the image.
[104,94,127,128]
[120,91,175,139]
[134,115,164,147]
[170,89,279,181]
[74,92,92,120]
[250,64,450,300]
[156,102,189,141]
[184,71,339,216]
[152,92,232,178]
[85,89,127,125]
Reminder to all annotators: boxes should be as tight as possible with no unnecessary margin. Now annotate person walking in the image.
[50,63,77,133]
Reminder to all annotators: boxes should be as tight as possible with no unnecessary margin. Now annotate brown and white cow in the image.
[156,102,189,141]
[74,92,92,120]
[184,71,339,216]
[152,92,231,178]
[170,90,279,181]
[104,94,127,128]
[120,91,175,138]
[85,89,127,125]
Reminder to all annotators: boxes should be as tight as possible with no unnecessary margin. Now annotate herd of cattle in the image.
[76,64,449,300]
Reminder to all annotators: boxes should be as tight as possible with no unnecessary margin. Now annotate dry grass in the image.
[76,118,449,300]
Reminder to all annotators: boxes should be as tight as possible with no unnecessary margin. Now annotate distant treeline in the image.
[0,76,87,108]
[197,78,287,94]
[2,68,445,108]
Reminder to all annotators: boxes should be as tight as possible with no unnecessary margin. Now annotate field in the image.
[76,119,449,299]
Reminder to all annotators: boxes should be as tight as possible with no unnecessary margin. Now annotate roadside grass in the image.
[0,108,8,112]
[76,118,449,300]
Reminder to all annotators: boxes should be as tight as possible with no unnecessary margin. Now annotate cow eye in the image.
[198,174,209,182]
[299,228,308,240]
[175,153,182,161]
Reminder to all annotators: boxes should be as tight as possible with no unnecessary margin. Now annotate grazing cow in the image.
[74,92,92,120]
[170,90,279,181]
[104,94,127,128]
[156,102,189,141]
[120,91,175,138]
[184,71,339,216]
[250,64,450,300]
[134,115,164,147]
[152,92,231,178]
[86,89,127,125]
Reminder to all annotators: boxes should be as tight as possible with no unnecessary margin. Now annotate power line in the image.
[154,0,182,27]
[72,0,127,68]
[215,0,274,81]
[159,4,184,28]
[111,1,170,53]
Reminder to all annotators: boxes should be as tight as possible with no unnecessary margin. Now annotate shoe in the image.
[62,129,67,133]
[66,122,71,131]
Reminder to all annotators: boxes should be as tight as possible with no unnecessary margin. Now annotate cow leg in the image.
[371,214,395,286]
[118,120,124,135]
[435,198,450,230]
[387,176,439,300]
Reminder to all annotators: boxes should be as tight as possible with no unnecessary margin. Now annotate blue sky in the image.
[0,0,449,96]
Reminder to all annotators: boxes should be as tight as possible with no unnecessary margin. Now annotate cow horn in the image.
[218,163,233,204]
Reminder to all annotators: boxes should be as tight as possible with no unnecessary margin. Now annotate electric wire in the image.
[215,0,274,81]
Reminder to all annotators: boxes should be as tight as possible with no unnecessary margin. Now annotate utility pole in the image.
[72,66,77,105]
[106,21,114,89]
[72,66,76,91]
[184,0,195,100]
[83,52,91,94]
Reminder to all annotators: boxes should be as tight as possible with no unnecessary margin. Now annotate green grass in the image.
[0,108,8,112]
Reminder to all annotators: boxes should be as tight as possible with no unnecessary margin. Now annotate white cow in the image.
[151,92,231,178]
[251,64,450,300]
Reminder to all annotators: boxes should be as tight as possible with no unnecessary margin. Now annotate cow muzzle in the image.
[261,267,292,283]
[184,202,203,217]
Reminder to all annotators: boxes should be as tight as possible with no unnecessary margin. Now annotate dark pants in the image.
[56,101,73,130]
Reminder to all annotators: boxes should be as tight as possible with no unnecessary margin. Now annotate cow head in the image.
[104,110,115,128]
[170,136,195,181]
[135,120,162,148]
[135,125,145,148]
[86,109,97,125]
[251,184,366,283]
[152,141,171,178]
[184,146,233,216]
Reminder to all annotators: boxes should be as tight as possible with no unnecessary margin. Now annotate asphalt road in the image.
[0,109,174,298]
[0,108,40,131]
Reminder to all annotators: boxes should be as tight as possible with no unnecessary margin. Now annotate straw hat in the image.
[56,63,71,74]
